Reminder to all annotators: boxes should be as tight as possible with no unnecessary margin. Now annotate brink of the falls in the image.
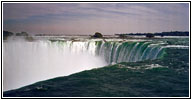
[3,37,165,91]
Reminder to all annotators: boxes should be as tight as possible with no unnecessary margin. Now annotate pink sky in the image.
[3,3,189,35]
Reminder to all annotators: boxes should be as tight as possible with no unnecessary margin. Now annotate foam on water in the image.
[164,45,189,49]
[3,37,165,91]
[3,40,107,91]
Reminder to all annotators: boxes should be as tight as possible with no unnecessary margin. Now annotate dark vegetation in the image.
[3,31,29,39]
[3,31,14,40]
[2,31,189,97]
[3,31,34,41]
[92,32,103,38]
[118,34,130,39]
[145,33,154,38]
[4,31,188,40]
[35,34,64,36]
[3,41,189,97]
[16,32,29,36]
[116,31,189,38]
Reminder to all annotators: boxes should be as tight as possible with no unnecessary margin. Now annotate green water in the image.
[95,41,164,64]
[3,37,189,97]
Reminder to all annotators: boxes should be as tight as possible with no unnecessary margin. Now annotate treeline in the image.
[3,31,14,40]
[3,31,34,41]
[116,31,189,37]
[35,34,63,36]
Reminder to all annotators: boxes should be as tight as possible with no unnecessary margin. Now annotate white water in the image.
[3,37,164,91]
[3,40,107,91]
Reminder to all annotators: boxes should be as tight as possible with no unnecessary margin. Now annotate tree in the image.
[3,31,14,40]
[146,33,154,38]
[16,32,28,36]
[118,34,128,39]
[93,32,103,38]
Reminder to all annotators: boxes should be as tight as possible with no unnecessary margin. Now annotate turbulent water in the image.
[50,40,165,64]
[3,36,189,96]
[3,38,107,91]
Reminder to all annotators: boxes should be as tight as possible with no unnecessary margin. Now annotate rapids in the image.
[3,37,165,91]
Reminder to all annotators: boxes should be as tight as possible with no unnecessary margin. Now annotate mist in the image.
[3,38,107,91]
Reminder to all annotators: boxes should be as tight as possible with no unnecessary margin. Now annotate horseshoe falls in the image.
[3,40,107,91]
[3,37,189,97]
[95,41,164,64]
[3,38,164,91]
[50,40,164,64]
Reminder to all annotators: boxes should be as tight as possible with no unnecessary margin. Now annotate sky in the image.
[3,3,189,35]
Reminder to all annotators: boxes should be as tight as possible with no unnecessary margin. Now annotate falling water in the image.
[3,38,164,91]
[95,41,164,64]
[3,40,106,91]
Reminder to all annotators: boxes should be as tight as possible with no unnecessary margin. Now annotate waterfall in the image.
[3,40,106,91]
[50,40,164,64]
[94,41,164,64]
[3,39,164,91]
